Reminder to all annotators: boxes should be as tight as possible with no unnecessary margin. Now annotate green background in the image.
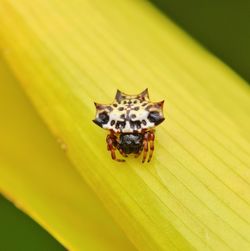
[150,0,250,83]
[0,195,65,251]
[1,1,249,250]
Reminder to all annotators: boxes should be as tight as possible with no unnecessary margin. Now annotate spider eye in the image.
[147,111,164,125]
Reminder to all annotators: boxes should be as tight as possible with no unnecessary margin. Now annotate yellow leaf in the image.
[0,0,250,250]
[0,57,136,251]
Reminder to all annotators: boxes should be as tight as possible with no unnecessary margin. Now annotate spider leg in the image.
[147,130,155,162]
[142,132,149,163]
[134,148,143,158]
[117,146,128,158]
[106,133,125,162]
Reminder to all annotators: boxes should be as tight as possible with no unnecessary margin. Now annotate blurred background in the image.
[150,0,250,83]
[1,1,249,250]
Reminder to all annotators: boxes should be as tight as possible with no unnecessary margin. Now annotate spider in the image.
[93,89,165,163]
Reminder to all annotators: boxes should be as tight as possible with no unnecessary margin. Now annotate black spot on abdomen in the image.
[147,111,164,125]
[107,106,113,112]
[115,121,126,130]
[120,114,125,119]
[93,111,109,127]
[129,120,141,130]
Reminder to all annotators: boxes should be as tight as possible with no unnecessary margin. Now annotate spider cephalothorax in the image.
[93,89,165,162]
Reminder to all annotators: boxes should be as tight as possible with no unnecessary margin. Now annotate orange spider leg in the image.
[106,133,125,162]
[147,130,155,162]
[142,132,149,163]
[117,146,128,158]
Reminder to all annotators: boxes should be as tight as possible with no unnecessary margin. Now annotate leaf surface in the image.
[0,0,250,250]
[0,57,136,251]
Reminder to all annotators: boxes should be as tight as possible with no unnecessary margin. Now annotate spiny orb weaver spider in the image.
[93,89,165,163]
